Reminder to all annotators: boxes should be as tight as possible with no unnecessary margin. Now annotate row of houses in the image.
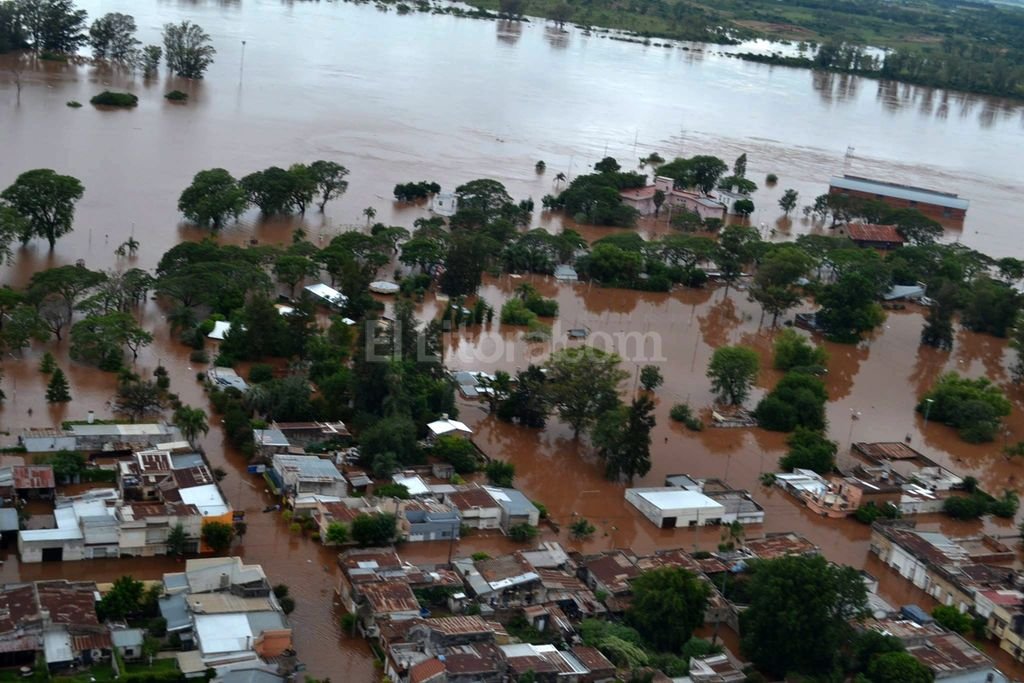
[15,431,233,563]
[869,520,1024,665]
[0,558,294,682]
[774,441,968,519]
[160,557,296,678]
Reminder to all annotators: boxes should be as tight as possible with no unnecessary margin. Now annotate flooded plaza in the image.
[3,0,1024,678]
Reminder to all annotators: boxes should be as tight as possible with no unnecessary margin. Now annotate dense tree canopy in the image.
[1,169,84,249]
[741,555,867,678]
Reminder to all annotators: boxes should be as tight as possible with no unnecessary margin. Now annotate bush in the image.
[90,91,139,107]
[190,350,209,363]
[773,328,827,371]
[755,372,828,432]
[533,501,548,519]
[485,460,515,487]
[766,173,778,184]
[853,502,900,524]
[501,298,537,326]
[669,403,703,431]
[66,100,82,108]
[508,523,538,542]
[164,90,189,101]
[779,428,837,474]
[918,373,1011,443]
[432,435,479,473]
[249,363,274,383]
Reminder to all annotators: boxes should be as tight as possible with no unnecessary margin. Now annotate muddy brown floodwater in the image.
[3,0,1024,679]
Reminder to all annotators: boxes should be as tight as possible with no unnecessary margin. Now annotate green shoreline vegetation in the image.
[3,0,1023,99]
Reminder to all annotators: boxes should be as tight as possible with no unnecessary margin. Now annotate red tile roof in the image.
[408,657,445,683]
[847,223,904,244]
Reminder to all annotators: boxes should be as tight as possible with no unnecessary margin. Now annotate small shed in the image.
[427,417,472,439]
[553,264,578,282]
[111,628,145,661]
[304,283,348,309]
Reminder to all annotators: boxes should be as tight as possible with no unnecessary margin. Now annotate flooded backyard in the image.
[3,0,1024,678]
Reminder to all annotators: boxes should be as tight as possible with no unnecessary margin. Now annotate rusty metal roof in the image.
[359,581,419,616]
[854,442,923,461]
[12,465,55,490]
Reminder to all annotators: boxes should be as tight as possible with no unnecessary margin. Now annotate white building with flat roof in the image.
[625,487,725,529]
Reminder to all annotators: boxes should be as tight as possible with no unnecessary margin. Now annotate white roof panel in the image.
[632,488,724,513]
[179,484,230,516]
[195,613,253,655]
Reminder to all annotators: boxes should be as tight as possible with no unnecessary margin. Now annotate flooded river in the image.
[3,0,1024,678]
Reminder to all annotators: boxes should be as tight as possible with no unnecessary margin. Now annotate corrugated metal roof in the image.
[830,175,969,210]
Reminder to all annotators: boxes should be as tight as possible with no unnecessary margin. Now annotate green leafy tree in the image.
[351,513,397,546]
[508,522,538,543]
[19,0,88,53]
[772,328,827,371]
[960,276,1020,337]
[325,522,350,545]
[173,405,209,446]
[918,372,1011,443]
[162,20,215,78]
[658,155,728,194]
[0,206,28,263]
[273,252,318,297]
[70,312,152,369]
[714,224,761,295]
[779,189,799,216]
[99,576,145,621]
[178,169,248,229]
[201,521,235,553]
[39,351,56,374]
[593,395,655,484]
[45,367,71,402]
[817,272,886,343]
[707,346,759,406]
[570,517,596,539]
[1,169,84,249]
[749,246,811,326]
[48,449,83,481]
[546,347,628,438]
[920,282,957,351]
[28,265,106,322]
[755,372,828,432]
[931,605,972,633]
[88,12,139,62]
[639,365,663,391]
[866,652,934,683]
[495,365,550,428]
[626,566,710,652]
[778,427,837,473]
[309,160,350,212]
[114,380,165,422]
[485,460,515,487]
[166,523,188,557]
[242,167,300,215]
[741,555,867,678]
[140,44,161,75]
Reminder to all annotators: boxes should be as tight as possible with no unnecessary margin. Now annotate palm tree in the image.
[554,172,566,188]
[362,206,376,227]
[173,405,209,446]
[115,236,140,258]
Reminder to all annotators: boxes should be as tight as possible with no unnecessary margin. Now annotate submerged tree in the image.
[178,169,248,229]
[89,12,139,63]
[707,345,759,406]
[45,367,71,402]
[163,20,216,79]
[1,169,84,249]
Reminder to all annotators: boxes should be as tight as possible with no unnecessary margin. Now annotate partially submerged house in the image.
[626,475,764,529]
[619,176,728,221]
[843,223,905,250]
[828,174,968,221]
[270,454,347,507]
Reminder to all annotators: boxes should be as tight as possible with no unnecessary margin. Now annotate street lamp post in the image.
[923,398,935,427]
